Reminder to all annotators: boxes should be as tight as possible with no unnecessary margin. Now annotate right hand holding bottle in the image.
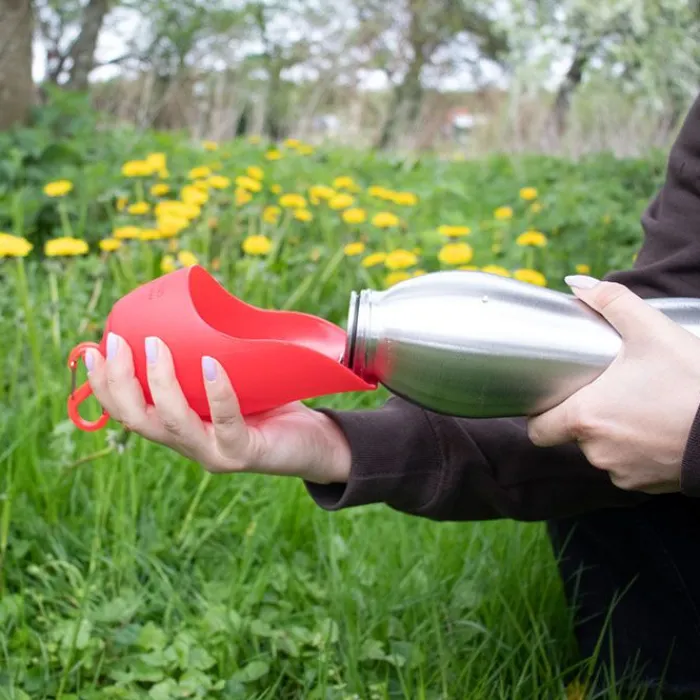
[85,333,352,485]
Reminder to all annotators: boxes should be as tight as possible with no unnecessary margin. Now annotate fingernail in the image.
[145,337,159,365]
[202,356,218,382]
[85,349,95,373]
[107,333,119,360]
[565,274,600,289]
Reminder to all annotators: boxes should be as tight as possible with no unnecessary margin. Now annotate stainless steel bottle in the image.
[342,271,700,418]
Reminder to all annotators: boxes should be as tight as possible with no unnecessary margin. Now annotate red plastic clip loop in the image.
[67,342,109,432]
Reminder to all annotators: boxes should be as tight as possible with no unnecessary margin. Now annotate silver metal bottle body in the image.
[343,271,700,418]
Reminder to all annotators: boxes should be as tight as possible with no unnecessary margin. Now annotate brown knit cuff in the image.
[680,403,700,497]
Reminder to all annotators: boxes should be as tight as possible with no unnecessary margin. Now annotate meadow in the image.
[0,106,671,699]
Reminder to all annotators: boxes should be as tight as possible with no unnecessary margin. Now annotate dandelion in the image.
[391,192,418,206]
[294,209,313,223]
[342,208,367,225]
[139,229,161,241]
[122,160,156,177]
[284,138,301,149]
[530,202,543,214]
[44,180,73,198]
[202,141,219,151]
[263,206,281,224]
[438,225,471,237]
[385,271,411,287]
[116,196,128,211]
[519,187,538,201]
[438,242,474,266]
[99,238,122,252]
[181,186,209,206]
[265,149,283,161]
[193,179,211,191]
[151,183,170,197]
[516,230,547,247]
[344,242,365,257]
[188,166,212,180]
[128,201,150,215]
[45,237,88,257]
[494,206,513,221]
[113,226,142,240]
[333,176,360,192]
[297,144,314,156]
[385,249,418,270]
[310,185,336,201]
[514,268,547,287]
[271,184,283,194]
[247,166,264,181]
[208,217,218,230]
[372,212,400,229]
[482,265,511,277]
[156,216,189,238]
[361,252,387,268]
[161,255,176,274]
[248,135,262,145]
[235,188,253,206]
[368,185,391,199]
[243,235,272,256]
[329,193,355,210]
[235,175,262,192]
[575,264,591,275]
[147,153,167,172]
[208,175,231,190]
[280,193,307,209]
[413,269,426,277]
[0,233,32,257]
[178,250,199,267]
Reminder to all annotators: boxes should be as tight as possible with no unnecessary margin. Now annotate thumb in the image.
[565,275,669,341]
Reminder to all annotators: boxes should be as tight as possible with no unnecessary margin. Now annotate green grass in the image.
[0,127,671,699]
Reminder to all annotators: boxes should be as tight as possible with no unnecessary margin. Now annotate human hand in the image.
[527,276,700,494]
[84,333,352,485]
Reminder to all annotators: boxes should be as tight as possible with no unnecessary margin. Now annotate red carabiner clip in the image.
[67,342,110,432]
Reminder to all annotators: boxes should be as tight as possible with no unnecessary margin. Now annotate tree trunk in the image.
[65,0,110,92]
[550,45,592,136]
[0,0,34,130]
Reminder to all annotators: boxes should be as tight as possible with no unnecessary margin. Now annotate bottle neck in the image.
[342,289,374,380]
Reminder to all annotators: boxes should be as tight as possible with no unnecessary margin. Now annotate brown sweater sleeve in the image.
[306,92,700,520]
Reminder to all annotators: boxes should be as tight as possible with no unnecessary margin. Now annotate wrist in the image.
[306,411,352,485]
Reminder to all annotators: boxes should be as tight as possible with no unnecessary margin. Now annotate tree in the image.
[0,0,35,129]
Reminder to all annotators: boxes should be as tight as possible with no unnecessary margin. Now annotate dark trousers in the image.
[548,494,700,697]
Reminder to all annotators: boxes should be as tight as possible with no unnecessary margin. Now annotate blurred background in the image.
[3,0,700,156]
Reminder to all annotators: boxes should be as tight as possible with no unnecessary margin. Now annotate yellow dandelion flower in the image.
[235,188,253,206]
[391,192,418,206]
[342,208,367,225]
[248,135,262,144]
[438,225,471,237]
[310,185,336,201]
[385,271,411,287]
[121,160,156,177]
[160,255,176,274]
[280,193,307,209]
[519,187,538,201]
[128,201,150,215]
[188,166,212,180]
[361,252,387,268]
[530,202,543,214]
[297,144,314,156]
[294,209,313,223]
[284,138,301,149]
[516,230,547,247]
[271,184,283,194]
[372,212,400,229]
[45,237,88,257]
[438,242,474,266]
[263,206,281,224]
[385,249,418,270]
[514,268,547,286]
[178,250,198,267]
[368,185,391,199]
[0,233,33,257]
[168,239,179,252]
[235,175,262,192]
[413,269,426,277]
[333,176,360,192]
[116,196,128,211]
[157,216,189,237]
[494,206,513,221]
[329,193,355,210]
[44,180,73,197]
[247,166,264,181]
[202,141,219,151]
[146,153,166,171]
[242,235,272,256]
[265,149,283,161]
[193,179,211,192]
[344,242,365,257]
[150,183,170,197]
[208,175,230,190]
[99,238,122,252]
[139,229,161,241]
[181,186,209,206]
[482,265,511,277]
[113,226,142,240]
[575,264,591,275]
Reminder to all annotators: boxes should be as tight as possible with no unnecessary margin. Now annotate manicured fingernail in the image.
[565,274,600,289]
[145,337,159,365]
[202,356,218,382]
[107,333,119,360]
[85,349,95,373]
